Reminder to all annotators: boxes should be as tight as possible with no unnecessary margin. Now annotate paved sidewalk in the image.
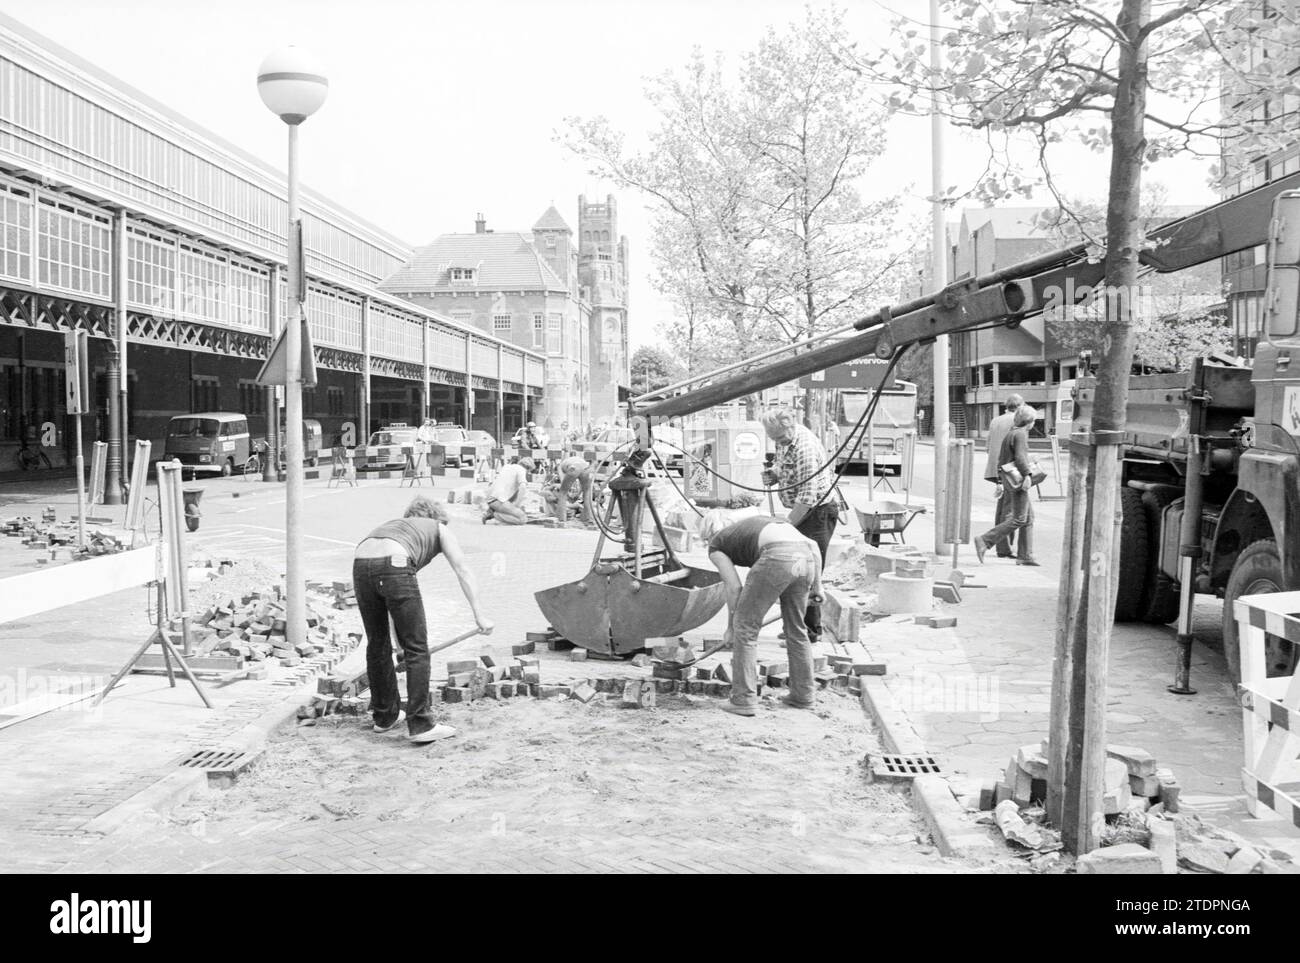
[843,492,1300,859]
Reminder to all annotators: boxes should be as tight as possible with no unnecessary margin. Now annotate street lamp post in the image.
[258,47,328,653]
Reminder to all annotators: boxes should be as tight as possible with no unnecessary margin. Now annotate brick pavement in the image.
[844,490,1300,858]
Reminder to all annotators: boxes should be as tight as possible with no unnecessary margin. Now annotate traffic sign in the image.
[798,357,899,391]
[256,316,318,387]
[64,329,89,415]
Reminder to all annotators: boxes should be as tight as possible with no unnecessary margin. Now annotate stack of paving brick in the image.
[440,646,544,703]
[331,579,357,609]
[981,741,1182,817]
[191,586,360,676]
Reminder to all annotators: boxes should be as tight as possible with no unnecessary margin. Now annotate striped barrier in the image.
[1234,590,1300,827]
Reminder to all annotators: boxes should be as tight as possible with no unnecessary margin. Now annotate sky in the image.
[0,0,1221,349]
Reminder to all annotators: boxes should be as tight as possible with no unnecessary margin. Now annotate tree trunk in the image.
[1050,0,1150,855]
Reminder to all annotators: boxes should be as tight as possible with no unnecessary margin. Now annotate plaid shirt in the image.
[775,424,833,509]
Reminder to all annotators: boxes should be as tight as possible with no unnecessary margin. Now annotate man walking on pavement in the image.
[760,407,838,646]
[983,393,1023,559]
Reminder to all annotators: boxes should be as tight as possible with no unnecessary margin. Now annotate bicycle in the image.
[242,440,267,479]
[14,443,53,471]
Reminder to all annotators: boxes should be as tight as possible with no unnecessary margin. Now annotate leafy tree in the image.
[561,6,917,419]
[1034,188,1229,368]
[630,345,685,395]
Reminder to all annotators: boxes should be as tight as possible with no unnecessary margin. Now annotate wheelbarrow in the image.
[535,441,726,656]
[854,500,926,547]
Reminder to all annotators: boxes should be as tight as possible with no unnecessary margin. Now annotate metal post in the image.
[497,344,505,444]
[73,414,86,550]
[104,212,126,505]
[284,122,306,652]
[361,296,372,439]
[930,0,949,554]
[264,270,280,481]
[1169,434,1204,695]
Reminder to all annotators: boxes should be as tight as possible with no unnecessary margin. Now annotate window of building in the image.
[493,313,512,333]
[327,386,345,417]
[533,313,544,349]
[191,376,220,412]
[545,235,556,248]
[0,181,33,285]
[238,380,265,416]
[547,313,563,356]
[449,267,476,282]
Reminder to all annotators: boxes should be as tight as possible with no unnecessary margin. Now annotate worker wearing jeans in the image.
[702,511,823,716]
[353,497,493,743]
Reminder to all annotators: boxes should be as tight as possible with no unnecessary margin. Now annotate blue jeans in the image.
[731,542,819,708]
[353,557,434,736]
[793,503,838,641]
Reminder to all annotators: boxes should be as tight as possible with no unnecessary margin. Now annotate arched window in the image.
[602,231,609,244]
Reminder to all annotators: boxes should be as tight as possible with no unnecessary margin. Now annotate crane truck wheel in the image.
[1222,539,1297,686]
[1114,488,1149,622]
[1140,489,1181,624]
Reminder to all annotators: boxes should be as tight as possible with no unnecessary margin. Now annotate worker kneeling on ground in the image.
[554,454,594,526]
[701,509,824,718]
[353,496,493,744]
[483,456,535,525]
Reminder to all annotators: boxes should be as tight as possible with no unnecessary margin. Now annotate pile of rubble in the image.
[189,584,361,680]
[2,511,128,562]
[983,741,1180,816]
[978,740,1297,874]
[301,629,886,721]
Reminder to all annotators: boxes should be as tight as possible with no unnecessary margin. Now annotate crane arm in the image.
[633,170,1300,422]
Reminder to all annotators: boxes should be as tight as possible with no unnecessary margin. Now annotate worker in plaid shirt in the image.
[760,407,838,645]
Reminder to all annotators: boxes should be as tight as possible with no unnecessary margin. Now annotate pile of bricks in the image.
[980,741,1182,818]
[649,650,885,695]
[190,585,360,677]
[331,579,357,609]
[3,513,129,563]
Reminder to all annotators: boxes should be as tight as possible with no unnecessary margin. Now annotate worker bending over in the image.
[554,454,594,525]
[483,456,535,525]
[701,509,824,717]
[353,496,493,744]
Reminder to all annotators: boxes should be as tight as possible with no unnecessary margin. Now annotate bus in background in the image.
[833,379,918,472]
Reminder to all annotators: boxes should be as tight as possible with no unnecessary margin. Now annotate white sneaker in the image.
[408,723,457,744]
[373,710,405,733]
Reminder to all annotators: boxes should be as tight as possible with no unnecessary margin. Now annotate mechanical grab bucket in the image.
[534,448,726,655]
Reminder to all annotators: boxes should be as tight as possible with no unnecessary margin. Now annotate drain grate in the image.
[869,753,943,780]
[174,747,259,775]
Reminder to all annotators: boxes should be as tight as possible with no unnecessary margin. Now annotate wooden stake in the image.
[1046,437,1089,828]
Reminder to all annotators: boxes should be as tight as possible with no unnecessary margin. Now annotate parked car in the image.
[163,412,254,477]
[429,425,473,467]
[465,430,497,461]
[277,417,323,468]
[511,425,550,449]
[363,425,419,470]
[592,427,677,474]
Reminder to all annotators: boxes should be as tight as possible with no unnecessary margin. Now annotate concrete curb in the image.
[84,647,367,836]
[859,676,1000,860]
[83,768,208,835]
